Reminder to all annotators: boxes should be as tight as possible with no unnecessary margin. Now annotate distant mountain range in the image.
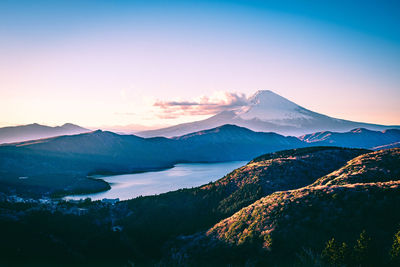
[0,124,399,196]
[0,125,304,196]
[137,90,400,137]
[3,90,398,144]
[0,123,89,144]
[299,128,400,149]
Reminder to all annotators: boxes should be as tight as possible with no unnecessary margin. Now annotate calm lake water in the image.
[66,161,247,201]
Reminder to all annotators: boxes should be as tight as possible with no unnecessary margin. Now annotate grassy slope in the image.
[172,148,400,266]
[312,148,400,186]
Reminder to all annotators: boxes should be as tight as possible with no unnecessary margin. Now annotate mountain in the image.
[169,148,400,266]
[0,123,90,144]
[0,130,176,196]
[199,146,367,216]
[300,128,400,149]
[171,124,305,161]
[137,90,400,137]
[200,182,400,266]
[0,125,305,196]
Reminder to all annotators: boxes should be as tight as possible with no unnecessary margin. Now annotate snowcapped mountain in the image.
[237,90,312,122]
[137,90,400,137]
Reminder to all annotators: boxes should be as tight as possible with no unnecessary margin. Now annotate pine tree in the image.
[353,230,371,265]
[390,230,400,262]
[322,238,349,265]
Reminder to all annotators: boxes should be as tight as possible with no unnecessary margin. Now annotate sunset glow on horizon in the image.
[1,0,400,129]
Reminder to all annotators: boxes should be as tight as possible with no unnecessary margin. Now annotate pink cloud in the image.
[153,92,248,119]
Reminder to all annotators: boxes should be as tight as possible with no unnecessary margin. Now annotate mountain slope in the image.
[312,148,400,186]
[170,148,400,266]
[172,124,305,161]
[138,90,400,137]
[0,131,177,196]
[202,146,368,215]
[201,181,400,266]
[0,123,89,144]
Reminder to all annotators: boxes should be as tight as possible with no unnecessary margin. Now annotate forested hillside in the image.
[168,149,400,266]
[2,147,393,266]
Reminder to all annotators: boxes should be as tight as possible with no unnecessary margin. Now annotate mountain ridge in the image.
[300,128,400,148]
[0,123,90,144]
[137,90,400,137]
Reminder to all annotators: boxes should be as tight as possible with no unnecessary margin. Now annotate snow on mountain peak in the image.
[236,90,312,122]
[249,90,299,107]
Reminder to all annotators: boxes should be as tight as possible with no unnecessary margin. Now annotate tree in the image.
[322,238,349,265]
[390,230,400,262]
[353,230,371,265]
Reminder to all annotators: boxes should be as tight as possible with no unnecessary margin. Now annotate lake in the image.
[66,161,247,201]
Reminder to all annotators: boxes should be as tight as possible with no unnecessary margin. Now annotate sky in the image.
[1,0,400,129]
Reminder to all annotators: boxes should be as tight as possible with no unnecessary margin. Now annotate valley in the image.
[1,147,399,266]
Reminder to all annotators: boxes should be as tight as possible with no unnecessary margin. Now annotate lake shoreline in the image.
[64,161,248,201]
[56,165,177,199]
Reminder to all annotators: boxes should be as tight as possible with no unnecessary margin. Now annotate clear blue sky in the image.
[1,0,399,128]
